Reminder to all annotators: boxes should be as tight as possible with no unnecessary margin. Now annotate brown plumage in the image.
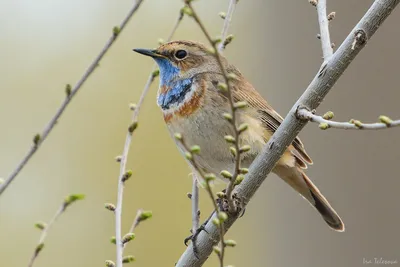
[134,40,344,232]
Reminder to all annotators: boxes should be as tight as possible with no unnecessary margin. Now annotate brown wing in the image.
[231,75,313,168]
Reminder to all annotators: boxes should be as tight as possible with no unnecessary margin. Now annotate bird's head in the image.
[134,40,223,87]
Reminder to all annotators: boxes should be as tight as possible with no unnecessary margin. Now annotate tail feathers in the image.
[301,172,345,232]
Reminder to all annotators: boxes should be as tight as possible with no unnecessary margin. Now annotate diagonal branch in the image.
[297,109,400,130]
[175,0,400,266]
[0,0,145,196]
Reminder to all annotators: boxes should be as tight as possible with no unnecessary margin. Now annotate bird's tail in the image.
[274,166,345,232]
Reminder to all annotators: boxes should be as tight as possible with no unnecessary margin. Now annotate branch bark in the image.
[175,0,399,266]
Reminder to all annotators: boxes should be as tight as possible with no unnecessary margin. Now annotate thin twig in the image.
[297,109,400,130]
[28,194,84,267]
[185,0,241,214]
[191,176,200,233]
[218,0,238,52]
[114,13,184,267]
[176,0,400,266]
[0,0,145,197]
[317,0,333,60]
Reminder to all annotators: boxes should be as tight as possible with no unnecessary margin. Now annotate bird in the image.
[134,40,344,232]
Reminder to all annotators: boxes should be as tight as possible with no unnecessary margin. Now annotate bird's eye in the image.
[175,50,187,59]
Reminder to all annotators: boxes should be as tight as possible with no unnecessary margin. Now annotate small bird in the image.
[134,40,344,231]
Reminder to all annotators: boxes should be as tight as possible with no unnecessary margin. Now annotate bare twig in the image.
[218,0,238,52]
[28,194,85,267]
[316,0,333,60]
[128,209,152,234]
[297,109,400,130]
[113,13,184,267]
[0,0,145,197]
[176,0,400,266]
[191,176,200,233]
[184,0,243,215]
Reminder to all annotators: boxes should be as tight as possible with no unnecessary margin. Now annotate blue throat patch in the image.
[155,58,193,110]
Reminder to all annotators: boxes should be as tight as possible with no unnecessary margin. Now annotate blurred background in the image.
[1,0,399,266]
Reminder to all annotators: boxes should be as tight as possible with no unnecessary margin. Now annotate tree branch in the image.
[175,0,400,266]
[113,12,184,267]
[316,0,333,60]
[28,194,84,267]
[297,109,400,130]
[0,0,145,196]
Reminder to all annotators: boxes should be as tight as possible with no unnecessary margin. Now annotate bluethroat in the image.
[134,40,344,231]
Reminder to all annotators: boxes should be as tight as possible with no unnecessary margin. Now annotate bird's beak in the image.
[133,48,165,58]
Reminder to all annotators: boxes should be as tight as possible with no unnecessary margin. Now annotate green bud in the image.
[224,135,236,143]
[34,222,47,230]
[213,245,221,255]
[218,12,226,19]
[217,82,228,91]
[353,120,363,128]
[65,84,72,97]
[213,37,222,45]
[33,134,41,145]
[224,239,237,247]
[239,168,249,174]
[229,147,237,156]
[190,145,201,154]
[181,6,193,17]
[64,194,85,208]
[220,170,233,179]
[157,38,165,45]
[110,236,116,244]
[152,69,160,78]
[128,121,138,133]
[122,255,135,263]
[379,115,393,126]
[212,218,220,226]
[122,233,136,244]
[216,191,226,198]
[35,243,44,255]
[237,123,249,134]
[0,178,4,184]
[105,260,116,267]
[227,73,238,80]
[322,111,334,120]
[234,174,245,185]
[122,170,133,182]
[204,173,216,182]
[223,112,233,122]
[185,152,193,160]
[239,145,251,153]
[174,133,183,140]
[206,47,216,55]
[318,122,329,130]
[113,26,120,37]
[223,34,235,47]
[105,203,116,212]
[233,101,247,109]
[218,211,228,222]
[129,103,137,111]
[139,210,153,221]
